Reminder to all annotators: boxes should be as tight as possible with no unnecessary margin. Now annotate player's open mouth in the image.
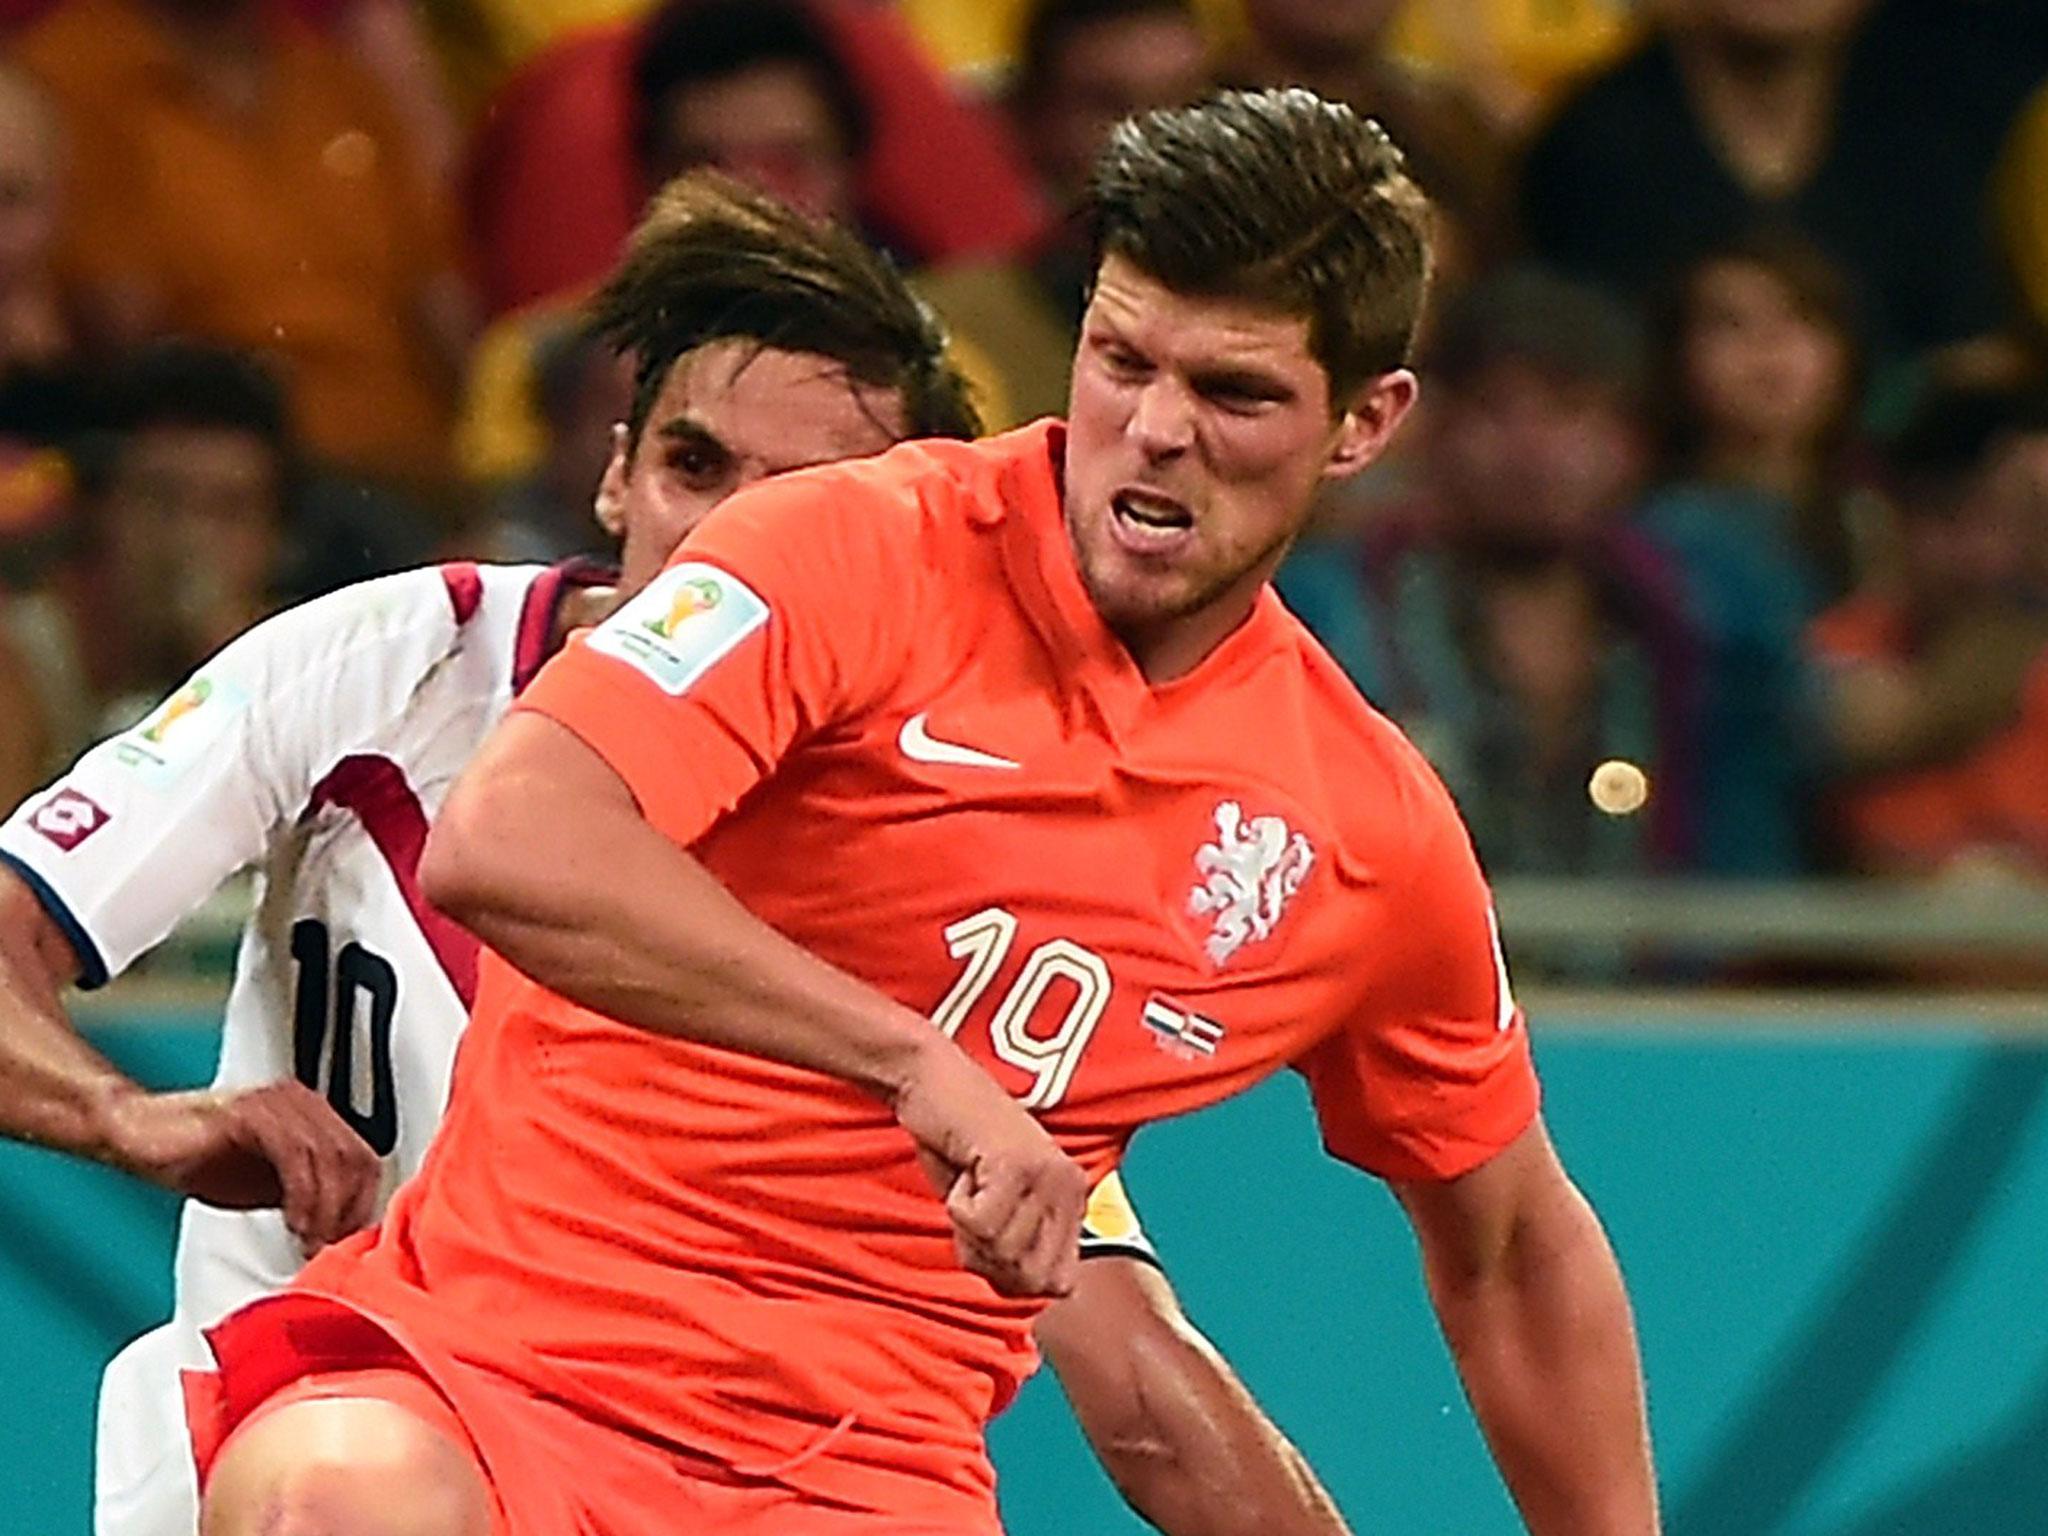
[1110,488,1194,555]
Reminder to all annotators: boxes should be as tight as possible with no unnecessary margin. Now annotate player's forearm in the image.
[423,713,937,1102]
[1425,1183,1657,1536]
[1104,1345,1349,1536]
[1041,1263,1351,1536]
[0,876,135,1162]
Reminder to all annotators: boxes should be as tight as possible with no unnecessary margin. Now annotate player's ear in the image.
[1323,368,1418,482]
[593,423,631,538]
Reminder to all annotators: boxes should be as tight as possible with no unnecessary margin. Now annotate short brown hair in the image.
[1082,87,1432,401]
[588,171,980,447]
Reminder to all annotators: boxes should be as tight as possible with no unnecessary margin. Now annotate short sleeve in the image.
[0,570,461,984]
[1296,792,1538,1183]
[514,466,921,848]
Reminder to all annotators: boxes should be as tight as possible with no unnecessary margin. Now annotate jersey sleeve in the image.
[1295,784,1539,1184]
[1078,1169,1161,1270]
[0,569,463,986]
[514,468,923,847]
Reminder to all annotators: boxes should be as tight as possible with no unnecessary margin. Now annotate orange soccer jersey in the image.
[275,420,1537,1523]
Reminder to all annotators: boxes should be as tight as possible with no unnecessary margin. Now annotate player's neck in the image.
[1112,576,1271,685]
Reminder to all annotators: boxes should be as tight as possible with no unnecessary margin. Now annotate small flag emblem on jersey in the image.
[1142,994,1225,1058]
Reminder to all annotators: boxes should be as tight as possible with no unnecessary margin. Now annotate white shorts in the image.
[95,1322,207,1536]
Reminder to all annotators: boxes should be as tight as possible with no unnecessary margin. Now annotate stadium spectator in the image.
[1811,388,2048,879]
[1649,230,1878,604]
[1518,0,2037,395]
[461,0,1049,318]
[996,0,1216,401]
[0,64,66,376]
[1281,269,1700,877]
[1222,0,1511,281]
[64,346,294,733]
[1626,233,1876,874]
[10,0,474,490]
[0,437,61,805]
[1012,0,1212,214]
[462,0,1064,438]
[461,315,633,562]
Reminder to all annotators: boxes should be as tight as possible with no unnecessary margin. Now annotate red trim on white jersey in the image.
[305,755,479,1008]
[440,562,484,626]
[511,560,616,695]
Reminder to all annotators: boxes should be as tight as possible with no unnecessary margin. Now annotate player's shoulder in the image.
[714,422,1056,544]
[241,562,546,668]
[1257,600,1468,869]
[236,565,475,659]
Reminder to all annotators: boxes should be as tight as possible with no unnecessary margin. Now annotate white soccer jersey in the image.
[0,560,598,1536]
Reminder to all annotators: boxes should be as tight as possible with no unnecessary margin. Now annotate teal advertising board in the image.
[3,1011,2043,1534]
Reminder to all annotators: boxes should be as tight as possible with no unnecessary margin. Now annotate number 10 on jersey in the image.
[290,919,400,1156]
[930,907,1110,1110]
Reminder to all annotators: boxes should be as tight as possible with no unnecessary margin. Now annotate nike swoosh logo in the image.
[898,712,1021,770]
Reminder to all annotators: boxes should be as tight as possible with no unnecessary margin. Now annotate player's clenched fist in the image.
[97,1081,381,1250]
[891,1036,1087,1299]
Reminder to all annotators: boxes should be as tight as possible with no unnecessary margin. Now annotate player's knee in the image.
[200,1397,489,1536]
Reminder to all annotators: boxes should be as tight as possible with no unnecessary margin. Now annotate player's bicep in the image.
[0,670,279,985]
[422,709,644,921]
[1300,804,1537,1183]
[1390,1116,1566,1288]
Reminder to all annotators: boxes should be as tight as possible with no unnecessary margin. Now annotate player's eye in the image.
[667,441,731,489]
[1095,342,1151,382]
[1199,384,1273,414]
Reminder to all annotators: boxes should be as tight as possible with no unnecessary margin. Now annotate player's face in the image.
[1064,255,1413,676]
[599,339,908,594]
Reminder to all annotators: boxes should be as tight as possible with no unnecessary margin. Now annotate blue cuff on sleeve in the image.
[0,849,111,989]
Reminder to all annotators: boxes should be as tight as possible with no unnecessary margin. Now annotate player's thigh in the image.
[200,1375,493,1536]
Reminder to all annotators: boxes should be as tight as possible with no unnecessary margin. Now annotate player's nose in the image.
[1126,376,1195,459]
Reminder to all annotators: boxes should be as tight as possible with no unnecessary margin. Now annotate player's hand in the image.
[99,1082,381,1251]
[891,1039,1087,1300]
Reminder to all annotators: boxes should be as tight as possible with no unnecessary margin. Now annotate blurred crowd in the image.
[1,0,2046,897]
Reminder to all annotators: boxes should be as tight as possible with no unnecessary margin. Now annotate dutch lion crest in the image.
[1187,801,1315,966]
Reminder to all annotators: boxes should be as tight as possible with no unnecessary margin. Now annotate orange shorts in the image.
[186,1293,995,1536]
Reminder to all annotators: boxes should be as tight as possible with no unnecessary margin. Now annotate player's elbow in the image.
[422,715,587,932]
[420,770,527,933]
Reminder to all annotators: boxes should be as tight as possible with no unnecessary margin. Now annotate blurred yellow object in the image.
[896,0,1243,86]
[1083,1169,1142,1242]
[0,445,71,535]
[1589,759,1651,817]
[1997,80,2048,334]
[454,303,566,485]
[1385,0,1636,118]
[420,0,644,112]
